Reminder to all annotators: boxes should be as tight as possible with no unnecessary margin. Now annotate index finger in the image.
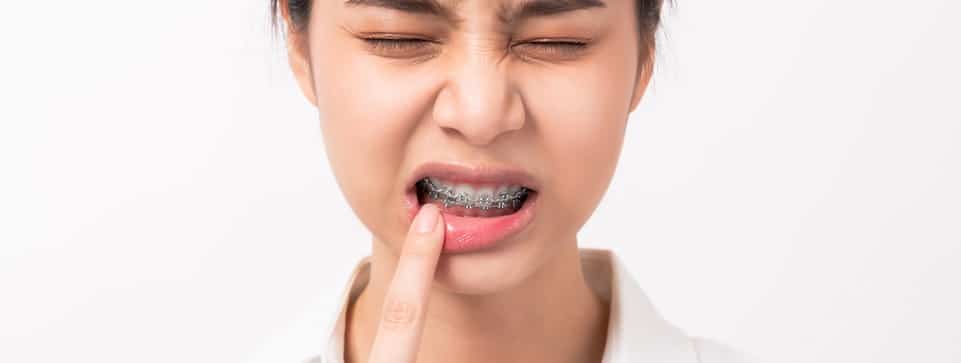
[368,203,445,363]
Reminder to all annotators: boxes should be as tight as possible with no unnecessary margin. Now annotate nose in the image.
[432,51,526,146]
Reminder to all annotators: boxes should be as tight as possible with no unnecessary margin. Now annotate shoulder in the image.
[690,336,760,363]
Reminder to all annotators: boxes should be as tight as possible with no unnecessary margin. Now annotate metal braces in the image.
[418,178,530,210]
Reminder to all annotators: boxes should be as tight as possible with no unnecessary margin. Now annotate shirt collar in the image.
[318,248,699,363]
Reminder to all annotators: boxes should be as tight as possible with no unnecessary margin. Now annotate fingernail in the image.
[415,204,439,234]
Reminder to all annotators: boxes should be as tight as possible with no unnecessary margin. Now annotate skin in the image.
[282,0,655,361]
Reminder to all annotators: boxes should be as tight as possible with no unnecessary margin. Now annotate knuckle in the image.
[380,297,421,330]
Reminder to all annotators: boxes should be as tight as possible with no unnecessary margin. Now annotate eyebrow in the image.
[344,0,457,19]
[343,0,606,24]
[499,0,606,23]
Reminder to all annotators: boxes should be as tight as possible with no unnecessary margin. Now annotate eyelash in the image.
[521,39,591,54]
[363,37,435,52]
[362,37,588,56]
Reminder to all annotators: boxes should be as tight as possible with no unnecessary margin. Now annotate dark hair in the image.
[271,0,668,61]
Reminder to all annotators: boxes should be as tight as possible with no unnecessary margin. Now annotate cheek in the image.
[522,61,634,228]
[308,35,436,233]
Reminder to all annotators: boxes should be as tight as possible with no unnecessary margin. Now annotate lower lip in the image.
[404,189,538,253]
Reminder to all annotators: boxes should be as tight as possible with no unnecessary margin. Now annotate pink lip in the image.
[403,161,540,254]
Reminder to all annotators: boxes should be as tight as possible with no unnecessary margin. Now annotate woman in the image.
[272,0,754,362]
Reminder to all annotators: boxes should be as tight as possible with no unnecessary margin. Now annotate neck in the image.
[345,239,610,363]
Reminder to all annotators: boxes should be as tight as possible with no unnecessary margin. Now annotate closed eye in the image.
[361,37,591,60]
[359,36,440,61]
[521,40,588,51]
[513,39,590,60]
[363,37,434,52]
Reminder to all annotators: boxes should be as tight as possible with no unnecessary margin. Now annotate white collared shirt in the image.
[308,248,754,363]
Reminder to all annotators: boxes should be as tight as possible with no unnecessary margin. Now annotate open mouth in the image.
[403,162,541,253]
[414,177,536,218]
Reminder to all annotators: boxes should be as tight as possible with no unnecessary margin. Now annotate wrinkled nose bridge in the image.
[432,49,524,146]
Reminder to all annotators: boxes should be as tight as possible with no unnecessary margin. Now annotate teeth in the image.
[452,183,473,199]
[428,177,525,197]
[476,186,495,200]
[422,177,528,209]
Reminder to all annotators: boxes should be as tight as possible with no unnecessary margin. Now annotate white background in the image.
[2,0,959,362]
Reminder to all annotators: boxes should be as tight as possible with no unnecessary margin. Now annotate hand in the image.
[367,203,445,363]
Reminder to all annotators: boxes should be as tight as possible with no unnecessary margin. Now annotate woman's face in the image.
[288,0,652,294]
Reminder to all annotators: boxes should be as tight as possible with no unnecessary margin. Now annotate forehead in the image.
[342,0,608,25]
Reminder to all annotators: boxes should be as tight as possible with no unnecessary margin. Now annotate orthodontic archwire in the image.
[419,178,529,210]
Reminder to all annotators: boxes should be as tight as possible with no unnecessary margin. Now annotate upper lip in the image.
[406,161,541,192]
